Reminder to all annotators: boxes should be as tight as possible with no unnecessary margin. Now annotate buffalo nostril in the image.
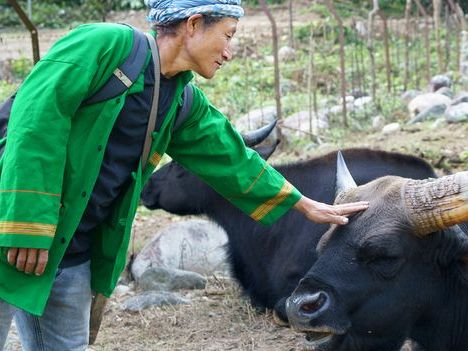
[299,292,328,316]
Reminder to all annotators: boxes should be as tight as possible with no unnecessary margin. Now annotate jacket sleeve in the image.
[166,85,302,225]
[0,24,132,249]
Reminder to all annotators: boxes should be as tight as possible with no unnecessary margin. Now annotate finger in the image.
[337,201,369,209]
[35,249,49,276]
[336,203,369,214]
[24,249,38,274]
[334,216,349,225]
[320,215,349,225]
[7,248,18,266]
[16,248,27,272]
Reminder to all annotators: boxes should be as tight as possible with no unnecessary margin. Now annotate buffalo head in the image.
[286,154,468,351]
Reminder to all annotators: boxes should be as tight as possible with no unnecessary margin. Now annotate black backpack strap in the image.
[82,25,148,106]
[0,94,15,138]
[172,84,194,132]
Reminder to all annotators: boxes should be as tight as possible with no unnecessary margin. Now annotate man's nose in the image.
[222,47,232,62]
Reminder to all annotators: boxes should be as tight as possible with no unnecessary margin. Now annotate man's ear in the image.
[185,14,204,36]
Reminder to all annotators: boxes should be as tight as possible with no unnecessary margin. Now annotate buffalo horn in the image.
[254,139,280,160]
[242,120,277,147]
[404,171,468,236]
[335,151,358,197]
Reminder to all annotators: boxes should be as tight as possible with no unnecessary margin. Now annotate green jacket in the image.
[0,23,302,316]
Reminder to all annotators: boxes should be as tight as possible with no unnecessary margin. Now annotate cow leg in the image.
[272,298,289,327]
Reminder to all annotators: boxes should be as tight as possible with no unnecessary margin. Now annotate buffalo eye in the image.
[367,256,405,280]
[358,242,404,280]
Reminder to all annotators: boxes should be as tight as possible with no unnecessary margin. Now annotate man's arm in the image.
[167,86,368,226]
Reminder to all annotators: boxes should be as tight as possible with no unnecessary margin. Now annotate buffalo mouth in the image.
[302,331,334,350]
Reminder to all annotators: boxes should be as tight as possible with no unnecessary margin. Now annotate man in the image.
[0,1,368,350]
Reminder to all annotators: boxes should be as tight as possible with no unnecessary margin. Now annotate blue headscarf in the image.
[145,0,244,25]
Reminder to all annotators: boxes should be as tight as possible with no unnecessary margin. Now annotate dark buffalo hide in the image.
[141,148,435,323]
[286,158,468,351]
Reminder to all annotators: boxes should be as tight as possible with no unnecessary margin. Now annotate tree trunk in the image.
[307,29,318,138]
[367,0,380,104]
[258,0,282,121]
[404,0,412,91]
[446,0,464,73]
[324,0,348,127]
[433,0,443,72]
[380,12,392,93]
[288,0,294,48]
[413,0,431,83]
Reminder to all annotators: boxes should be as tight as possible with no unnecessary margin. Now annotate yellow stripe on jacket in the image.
[0,221,56,237]
[250,181,294,221]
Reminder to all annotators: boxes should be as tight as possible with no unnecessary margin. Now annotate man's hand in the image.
[294,196,369,225]
[7,248,49,276]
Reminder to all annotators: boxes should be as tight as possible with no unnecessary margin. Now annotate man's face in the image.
[186,17,238,79]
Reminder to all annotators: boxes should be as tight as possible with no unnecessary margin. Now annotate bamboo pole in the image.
[258,0,282,121]
[324,0,348,127]
[6,0,40,64]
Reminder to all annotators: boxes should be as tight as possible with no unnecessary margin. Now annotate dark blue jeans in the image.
[0,261,92,351]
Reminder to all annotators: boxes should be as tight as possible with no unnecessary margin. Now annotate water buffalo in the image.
[286,154,468,351]
[141,147,436,324]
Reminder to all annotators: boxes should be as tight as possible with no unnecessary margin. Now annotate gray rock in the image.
[435,86,453,98]
[408,93,451,118]
[401,90,422,104]
[451,92,468,106]
[354,96,373,109]
[235,106,278,146]
[138,267,207,292]
[445,102,468,123]
[122,291,188,311]
[382,123,401,135]
[408,104,447,124]
[113,284,132,297]
[235,106,277,133]
[372,115,385,130]
[430,74,452,91]
[280,110,328,140]
[329,102,355,115]
[131,219,229,280]
[278,46,296,62]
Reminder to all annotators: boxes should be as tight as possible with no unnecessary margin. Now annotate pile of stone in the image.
[406,75,468,124]
[117,219,229,312]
